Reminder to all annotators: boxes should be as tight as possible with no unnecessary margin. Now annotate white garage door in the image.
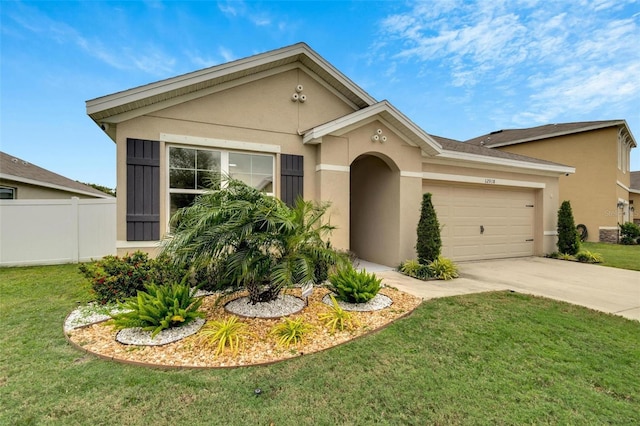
[425,182,536,261]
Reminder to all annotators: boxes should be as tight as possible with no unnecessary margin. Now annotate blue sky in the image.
[2,0,639,189]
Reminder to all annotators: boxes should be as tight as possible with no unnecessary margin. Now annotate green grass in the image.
[582,241,640,271]
[1,264,639,425]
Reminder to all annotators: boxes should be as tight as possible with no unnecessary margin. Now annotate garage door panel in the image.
[451,225,481,237]
[424,182,536,261]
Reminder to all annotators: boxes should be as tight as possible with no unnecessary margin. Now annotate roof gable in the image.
[302,100,442,156]
[466,120,637,148]
[86,43,376,130]
[0,151,111,198]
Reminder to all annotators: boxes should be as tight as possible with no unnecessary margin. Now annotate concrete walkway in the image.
[373,257,640,321]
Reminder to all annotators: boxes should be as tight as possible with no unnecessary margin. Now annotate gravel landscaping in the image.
[65,286,422,368]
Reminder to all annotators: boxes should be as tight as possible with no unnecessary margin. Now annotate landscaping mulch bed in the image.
[66,286,422,368]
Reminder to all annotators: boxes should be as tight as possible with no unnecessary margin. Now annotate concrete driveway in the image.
[370,257,640,321]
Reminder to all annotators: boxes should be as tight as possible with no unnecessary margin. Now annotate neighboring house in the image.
[631,171,640,224]
[86,43,573,265]
[466,121,637,243]
[0,151,112,199]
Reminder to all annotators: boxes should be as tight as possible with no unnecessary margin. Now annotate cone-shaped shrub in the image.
[416,193,442,264]
[557,200,580,255]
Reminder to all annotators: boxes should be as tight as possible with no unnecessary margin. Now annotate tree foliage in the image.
[416,192,442,264]
[79,181,116,196]
[557,200,580,255]
[161,179,345,303]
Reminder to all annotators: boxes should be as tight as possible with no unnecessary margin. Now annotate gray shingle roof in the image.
[631,171,640,191]
[0,151,111,198]
[465,120,632,147]
[429,134,570,167]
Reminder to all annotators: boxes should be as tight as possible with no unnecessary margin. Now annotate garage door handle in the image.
[480,225,485,234]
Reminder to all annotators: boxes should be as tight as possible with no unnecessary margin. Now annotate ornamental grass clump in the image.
[399,259,433,280]
[575,250,603,264]
[327,266,382,304]
[196,316,252,355]
[318,295,359,334]
[429,256,459,280]
[270,317,313,347]
[111,281,204,338]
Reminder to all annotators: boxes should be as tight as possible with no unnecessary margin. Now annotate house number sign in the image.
[484,178,496,184]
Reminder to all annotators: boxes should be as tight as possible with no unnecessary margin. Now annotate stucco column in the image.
[398,173,423,263]
[315,167,350,251]
[314,136,351,251]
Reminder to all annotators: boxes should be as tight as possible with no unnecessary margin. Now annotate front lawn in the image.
[1,264,638,425]
[582,241,640,271]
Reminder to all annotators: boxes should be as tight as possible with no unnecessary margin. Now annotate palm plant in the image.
[162,178,345,304]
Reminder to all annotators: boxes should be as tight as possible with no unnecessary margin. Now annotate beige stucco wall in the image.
[313,122,424,266]
[0,179,101,199]
[110,64,563,265]
[114,67,358,255]
[496,127,630,241]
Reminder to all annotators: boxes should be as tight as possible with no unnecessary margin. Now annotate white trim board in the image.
[161,133,281,153]
[434,150,574,175]
[421,172,546,189]
[617,180,633,192]
[117,240,161,249]
[400,171,423,178]
[315,164,350,173]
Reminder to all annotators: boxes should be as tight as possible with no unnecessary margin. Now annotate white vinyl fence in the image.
[0,198,116,267]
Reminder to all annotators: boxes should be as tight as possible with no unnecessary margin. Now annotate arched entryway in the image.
[349,154,400,266]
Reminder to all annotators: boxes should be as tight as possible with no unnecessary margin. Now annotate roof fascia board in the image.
[87,44,309,114]
[430,151,575,176]
[303,101,442,155]
[98,63,300,124]
[298,47,376,106]
[617,180,636,193]
[304,115,419,149]
[421,171,546,189]
[383,101,443,154]
[88,43,376,118]
[0,173,112,199]
[487,120,628,148]
[297,63,363,110]
[96,62,363,125]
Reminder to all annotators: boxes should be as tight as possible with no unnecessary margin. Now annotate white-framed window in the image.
[168,145,274,217]
[0,186,16,199]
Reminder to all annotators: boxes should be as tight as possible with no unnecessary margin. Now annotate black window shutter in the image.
[126,138,160,241]
[281,154,303,207]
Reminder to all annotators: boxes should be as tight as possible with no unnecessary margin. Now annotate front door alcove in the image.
[349,154,400,266]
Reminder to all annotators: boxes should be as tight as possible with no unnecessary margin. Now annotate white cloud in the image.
[6,4,177,76]
[378,1,640,127]
[130,48,176,76]
[218,0,244,17]
[217,0,272,27]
